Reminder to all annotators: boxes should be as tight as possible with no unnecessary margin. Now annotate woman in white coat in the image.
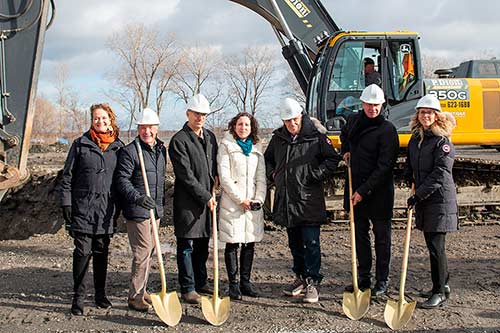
[217,112,267,300]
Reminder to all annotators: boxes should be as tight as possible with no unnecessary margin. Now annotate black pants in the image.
[73,232,111,299]
[176,237,209,294]
[354,217,391,284]
[424,232,449,294]
[224,242,255,285]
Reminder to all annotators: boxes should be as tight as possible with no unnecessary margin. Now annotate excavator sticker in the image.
[424,79,471,118]
[284,0,311,19]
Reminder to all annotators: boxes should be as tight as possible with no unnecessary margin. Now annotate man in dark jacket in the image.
[264,97,340,303]
[168,93,218,304]
[340,84,399,297]
[114,108,167,312]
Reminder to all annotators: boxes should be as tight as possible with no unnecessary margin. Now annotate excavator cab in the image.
[307,32,422,141]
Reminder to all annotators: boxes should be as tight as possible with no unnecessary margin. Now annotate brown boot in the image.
[181,291,201,304]
[143,292,152,305]
[128,297,151,312]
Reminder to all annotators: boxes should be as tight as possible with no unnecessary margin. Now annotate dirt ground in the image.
[0,148,499,332]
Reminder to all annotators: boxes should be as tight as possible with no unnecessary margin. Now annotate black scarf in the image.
[348,111,385,144]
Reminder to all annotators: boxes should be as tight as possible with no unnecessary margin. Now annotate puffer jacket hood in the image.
[409,111,456,143]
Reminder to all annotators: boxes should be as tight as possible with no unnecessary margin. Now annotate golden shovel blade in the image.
[151,291,182,327]
[342,288,371,320]
[201,295,231,326]
[384,298,416,330]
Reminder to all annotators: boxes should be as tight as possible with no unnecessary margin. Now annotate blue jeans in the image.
[176,237,209,294]
[287,226,322,283]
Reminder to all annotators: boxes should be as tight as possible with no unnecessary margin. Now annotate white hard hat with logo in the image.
[416,94,442,112]
[360,84,385,104]
[136,108,160,125]
[280,97,303,120]
[186,93,211,114]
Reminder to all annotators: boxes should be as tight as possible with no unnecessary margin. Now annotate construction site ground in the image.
[0,146,499,333]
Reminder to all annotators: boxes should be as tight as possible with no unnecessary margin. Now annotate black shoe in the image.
[95,295,112,309]
[71,298,84,316]
[196,284,213,295]
[371,281,388,297]
[419,285,451,299]
[420,293,447,309]
[344,280,371,293]
[240,282,259,298]
[228,283,242,300]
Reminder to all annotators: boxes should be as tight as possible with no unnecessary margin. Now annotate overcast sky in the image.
[38,0,500,129]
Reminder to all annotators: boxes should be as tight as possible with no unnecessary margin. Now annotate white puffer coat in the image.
[217,132,267,243]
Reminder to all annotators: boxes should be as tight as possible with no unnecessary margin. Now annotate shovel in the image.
[135,140,182,327]
[342,161,371,320]
[384,186,416,330]
[201,201,230,326]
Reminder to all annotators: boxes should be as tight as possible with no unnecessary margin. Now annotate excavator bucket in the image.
[229,0,339,55]
[0,0,51,201]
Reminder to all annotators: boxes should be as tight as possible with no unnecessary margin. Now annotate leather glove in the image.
[62,206,74,237]
[407,195,419,209]
[137,195,155,210]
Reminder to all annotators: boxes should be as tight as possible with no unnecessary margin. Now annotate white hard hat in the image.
[186,93,211,114]
[416,94,442,112]
[280,97,303,120]
[360,84,385,104]
[136,108,160,125]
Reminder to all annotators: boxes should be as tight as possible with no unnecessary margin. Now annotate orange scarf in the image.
[90,128,117,151]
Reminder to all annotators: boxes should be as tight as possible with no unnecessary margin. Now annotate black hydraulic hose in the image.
[0,0,34,20]
[0,0,44,34]
[46,0,55,30]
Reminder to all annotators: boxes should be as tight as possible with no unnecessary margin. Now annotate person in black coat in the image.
[59,103,124,315]
[114,108,167,312]
[340,84,399,297]
[405,94,458,309]
[264,97,340,303]
[168,94,218,304]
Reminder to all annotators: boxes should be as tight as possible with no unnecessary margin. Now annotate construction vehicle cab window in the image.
[310,35,419,132]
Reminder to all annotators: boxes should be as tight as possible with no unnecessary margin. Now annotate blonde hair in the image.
[409,110,456,146]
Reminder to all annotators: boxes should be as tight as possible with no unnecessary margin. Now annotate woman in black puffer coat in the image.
[405,94,458,309]
[59,103,123,315]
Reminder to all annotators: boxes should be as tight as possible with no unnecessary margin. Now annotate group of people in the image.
[59,84,458,316]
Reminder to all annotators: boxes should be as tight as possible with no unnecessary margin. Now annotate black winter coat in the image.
[405,131,458,232]
[114,138,167,222]
[59,132,124,235]
[168,123,218,238]
[340,112,399,219]
[264,115,340,228]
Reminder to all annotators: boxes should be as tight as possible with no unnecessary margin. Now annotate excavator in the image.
[1,0,499,202]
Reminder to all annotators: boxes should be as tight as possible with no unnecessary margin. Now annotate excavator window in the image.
[387,41,417,101]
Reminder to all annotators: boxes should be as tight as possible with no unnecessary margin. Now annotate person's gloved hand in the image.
[407,195,419,209]
[137,195,155,210]
[62,206,74,237]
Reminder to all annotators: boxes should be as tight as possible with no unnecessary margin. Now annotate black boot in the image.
[225,244,242,300]
[93,250,112,308]
[240,243,259,297]
[72,252,90,315]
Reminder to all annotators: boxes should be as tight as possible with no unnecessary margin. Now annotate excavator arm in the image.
[229,0,340,93]
[0,0,52,200]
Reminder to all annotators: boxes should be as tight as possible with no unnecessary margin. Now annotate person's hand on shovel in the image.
[137,195,155,210]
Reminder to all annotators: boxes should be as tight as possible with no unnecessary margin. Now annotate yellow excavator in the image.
[1,0,499,201]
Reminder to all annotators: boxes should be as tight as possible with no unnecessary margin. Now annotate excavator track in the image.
[323,148,500,224]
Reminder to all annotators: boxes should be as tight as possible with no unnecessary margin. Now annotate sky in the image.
[37,0,500,129]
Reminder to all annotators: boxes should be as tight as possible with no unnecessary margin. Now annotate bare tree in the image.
[173,45,229,132]
[107,23,179,126]
[51,63,87,139]
[421,53,455,78]
[32,96,59,142]
[284,70,306,104]
[224,46,276,116]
